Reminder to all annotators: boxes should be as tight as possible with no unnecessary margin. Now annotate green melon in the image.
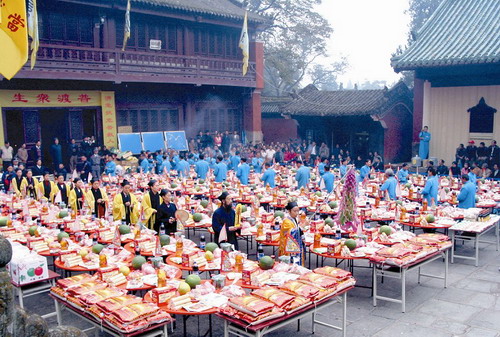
[274,211,285,219]
[315,191,321,197]
[205,242,218,252]
[58,210,69,219]
[160,235,170,246]
[200,200,209,208]
[193,213,203,222]
[425,214,435,223]
[131,256,147,270]
[405,182,412,188]
[185,274,201,289]
[0,216,10,227]
[92,244,104,254]
[199,179,205,184]
[241,205,247,213]
[259,256,275,270]
[325,217,334,225]
[344,239,357,250]
[57,231,70,242]
[29,226,38,236]
[379,225,392,235]
[170,183,178,189]
[119,224,131,235]
[328,201,338,209]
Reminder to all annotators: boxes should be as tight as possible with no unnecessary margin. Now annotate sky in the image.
[317,0,411,87]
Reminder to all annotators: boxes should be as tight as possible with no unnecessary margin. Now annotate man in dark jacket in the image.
[211,191,240,250]
[488,140,500,167]
[50,138,63,170]
[465,140,477,164]
[31,140,43,163]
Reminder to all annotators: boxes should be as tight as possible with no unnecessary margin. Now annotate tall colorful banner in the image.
[0,0,29,79]
[101,92,118,148]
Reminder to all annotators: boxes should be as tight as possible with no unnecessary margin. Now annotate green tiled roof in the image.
[392,0,500,71]
[132,0,266,23]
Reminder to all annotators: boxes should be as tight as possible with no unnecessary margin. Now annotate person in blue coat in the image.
[358,159,372,182]
[159,155,171,173]
[468,166,480,186]
[339,158,348,177]
[457,174,476,209]
[295,160,311,189]
[380,168,397,200]
[318,157,329,176]
[176,155,190,178]
[236,158,250,185]
[252,155,264,174]
[422,167,438,204]
[230,151,241,171]
[261,162,276,188]
[321,165,335,193]
[195,154,210,180]
[397,163,409,183]
[419,126,431,159]
[214,155,228,182]
[104,156,116,176]
[140,154,150,173]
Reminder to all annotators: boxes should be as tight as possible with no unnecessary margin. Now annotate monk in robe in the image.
[55,174,70,206]
[39,172,57,202]
[278,201,306,266]
[141,179,162,229]
[69,178,85,211]
[86,179,108,218]
[20,170,38,199]
[11,169,25,197]
[113,179,139,225]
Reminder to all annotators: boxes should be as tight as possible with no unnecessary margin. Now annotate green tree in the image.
[248,0,345,96]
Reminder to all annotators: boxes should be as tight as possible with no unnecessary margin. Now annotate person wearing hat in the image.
[86,179,108,218]
[278,201,305,266]
[212,191,240,249]
[321,165,335,193]
[418,126,431,159]
[54,174,70,205]
[113,180,139,224]
[141,179,162,229]
[380,169,397,200]
[155,189,178,234]
[465,140,477,165]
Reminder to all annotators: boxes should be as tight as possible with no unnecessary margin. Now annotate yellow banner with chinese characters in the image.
[0,0,29,80]
[101,91,118,149]
[0,90,101,107]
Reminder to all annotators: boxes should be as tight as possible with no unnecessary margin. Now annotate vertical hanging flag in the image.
[27,0,39,69]
[0,0,29,80]
[238,11,249,76]
[122,0,131,51]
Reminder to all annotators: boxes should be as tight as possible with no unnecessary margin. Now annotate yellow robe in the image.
[38,180,58,202]
[85,187,109,214]
[20,177,38,199]
[113,192,140,224]
[278,218,296,257]
[11,177,26,197]
[68,187,85,211]
[141,191,162,229]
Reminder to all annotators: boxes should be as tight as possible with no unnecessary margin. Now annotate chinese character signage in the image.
[0,90,101,107]
[101,91,117,148]
[0,0,29,80]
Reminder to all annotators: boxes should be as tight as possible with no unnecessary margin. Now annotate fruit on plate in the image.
[204,251,214,261]
[259,256,275,270]
[325,217,334,225]
[315,191,321,197]
[131,256,147,270]
[199,179,205,184]
[119,224,131,235]
[178,281,191,295]
[185,274,201,288]
[57,231,70,242]
[379,225,392,236]
[328,201,338,209]
[159,235,170,246]
[78,248,89,258]
[205,242,218,252]
[344,239,357,250]
[170,183,178,189]
[274,211,285,219]
[0,216,10,227]
[58,210,69,218]
[92,244,105,254]
[200,200,209,208]
[425,214,435,223]
[119,265,131,276]
[241,205,247,213]
[29,226,38,236]
[192,213,203,222]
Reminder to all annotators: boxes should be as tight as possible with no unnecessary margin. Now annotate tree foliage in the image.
[248,0,345,96]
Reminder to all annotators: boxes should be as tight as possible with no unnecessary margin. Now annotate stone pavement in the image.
[21,229,500,337]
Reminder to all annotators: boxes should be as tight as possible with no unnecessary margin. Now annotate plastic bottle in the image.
[257,244,264,260]
[159,223,166,236]
[199,235,206,250]
[192,261,199,275]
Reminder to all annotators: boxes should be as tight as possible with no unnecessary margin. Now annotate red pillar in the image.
[243,41,264,143]
[413,77,424,144]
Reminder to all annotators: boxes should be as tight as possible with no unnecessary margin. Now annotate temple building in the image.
[392,0,500,164]
[0,0,266,166]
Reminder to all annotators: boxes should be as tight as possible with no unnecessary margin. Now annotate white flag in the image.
[218,224,228,243]
[27,0,39,69]
[238,11,249,76]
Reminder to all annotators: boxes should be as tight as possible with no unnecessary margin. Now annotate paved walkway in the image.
[23,229,500,337]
